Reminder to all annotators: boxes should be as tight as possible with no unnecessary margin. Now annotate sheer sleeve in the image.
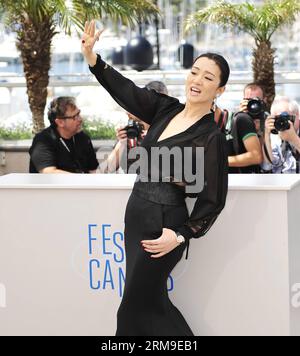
[89,54,179,125]
[177,132,229,258]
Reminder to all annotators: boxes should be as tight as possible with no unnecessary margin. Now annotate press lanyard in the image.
[60,136,75,153]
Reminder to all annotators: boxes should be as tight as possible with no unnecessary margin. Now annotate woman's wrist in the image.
[175,231,185,245]
[85,52,97,67]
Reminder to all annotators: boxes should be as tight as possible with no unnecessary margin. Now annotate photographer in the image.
[227,83,264,173]
[101,112,149,173]
[262,96,300,174]
[100,81,168,173]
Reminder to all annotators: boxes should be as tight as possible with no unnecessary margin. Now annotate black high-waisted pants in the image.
[115,191,194,336]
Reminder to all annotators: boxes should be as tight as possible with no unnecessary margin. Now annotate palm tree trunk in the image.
[252,40,275,112]
[16,17,55,134]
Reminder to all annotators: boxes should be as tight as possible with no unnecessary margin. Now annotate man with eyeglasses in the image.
[29,96,99,174]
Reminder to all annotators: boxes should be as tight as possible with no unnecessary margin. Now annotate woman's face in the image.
[185,57,225,105]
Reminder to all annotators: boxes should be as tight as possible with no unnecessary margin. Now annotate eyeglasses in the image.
[61,110,81,120]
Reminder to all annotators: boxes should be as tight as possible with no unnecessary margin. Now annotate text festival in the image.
[88,224,176,298]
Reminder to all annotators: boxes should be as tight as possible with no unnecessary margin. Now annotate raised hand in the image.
[81,20,104,66]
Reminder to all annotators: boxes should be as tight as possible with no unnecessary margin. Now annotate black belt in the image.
[132,180,186,206]
[132,179,191,260]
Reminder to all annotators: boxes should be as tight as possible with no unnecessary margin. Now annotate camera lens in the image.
[249,102,260,114]
[273,112,294,133]
[125,120,141,139]
[247,98,264,116]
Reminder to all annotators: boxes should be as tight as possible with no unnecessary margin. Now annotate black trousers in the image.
[116,192,194,336]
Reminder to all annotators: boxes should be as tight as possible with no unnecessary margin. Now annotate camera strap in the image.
[291,134,300,173]
[231,113,241,157]
[59,137,75,153]
[128,138,138,149]
[59,136,84,173]
[263,142,273,165]
[297,130,300,173]
[214,108,228,133]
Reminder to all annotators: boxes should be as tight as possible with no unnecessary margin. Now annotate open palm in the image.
[81,20,104,57]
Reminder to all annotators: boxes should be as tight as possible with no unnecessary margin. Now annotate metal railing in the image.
[1,70,300,129]
[1,70,300,87]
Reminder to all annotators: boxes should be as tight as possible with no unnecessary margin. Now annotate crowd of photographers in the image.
[29,80,300,175]
[223,83,300,174]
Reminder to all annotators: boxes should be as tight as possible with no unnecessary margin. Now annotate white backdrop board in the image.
[0,174,300,336]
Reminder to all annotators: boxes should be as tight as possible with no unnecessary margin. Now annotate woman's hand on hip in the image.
[141,228,181,258]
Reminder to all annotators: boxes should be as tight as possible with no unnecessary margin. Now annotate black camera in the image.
[271,112,296,135]
[124,119,144,139]
[246,97,266,118]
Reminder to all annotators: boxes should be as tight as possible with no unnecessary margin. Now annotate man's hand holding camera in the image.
[265,112,297,138]
[116,126,147,143]
[264,116,275,135]
[116,127,128,143]
[279,121,299,146]
[239,99,251,113]
[264,113,300,160]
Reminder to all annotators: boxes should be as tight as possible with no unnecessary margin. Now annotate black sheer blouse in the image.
[90,55,228,259]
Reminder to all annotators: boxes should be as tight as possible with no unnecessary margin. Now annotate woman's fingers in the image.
[142,241,164,253]
[150,252,166,258]
[84,21,89,34]
[143,246,166,257]
[86,21,90,35]
[95,29,104,41]
[91,20,95,37]
[144,245,161,252]
[87,20,93,36]
[83,20,104,46]
[141,239,159,244]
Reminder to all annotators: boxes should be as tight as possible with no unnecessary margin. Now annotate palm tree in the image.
[0,0,158,133]
[186,0,300,110]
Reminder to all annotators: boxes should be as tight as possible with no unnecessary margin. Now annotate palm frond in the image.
[186,0,300,42]
[72,0,158,29]
[256,0,300,41]
[0,0,159,32]
[52,0,82,35]
[185,1,256,36]
[0,0,55,27]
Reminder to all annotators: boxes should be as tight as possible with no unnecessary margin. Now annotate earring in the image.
[213,93,221,111]
[212,98,217,112]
